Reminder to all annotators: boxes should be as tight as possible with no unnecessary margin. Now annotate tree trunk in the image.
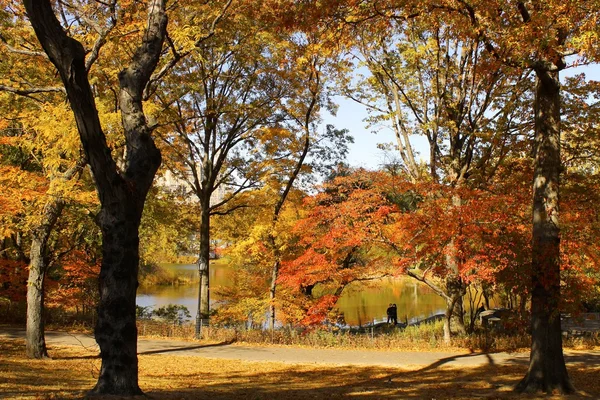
[27,158,85,359]
[453,296,466,334]
[268,259,280,332]
[267,125,311,332]
[26,256,49,359]
[516,69,574,394]
[93,205,144,395]
[442,285,466,344]
[26,196,67,358]
[443,192,467,339]
[443,298,453,344]
[196,206,210,337]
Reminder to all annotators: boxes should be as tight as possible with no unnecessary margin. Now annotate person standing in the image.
[392,304,398,325]
[386,304,394,324]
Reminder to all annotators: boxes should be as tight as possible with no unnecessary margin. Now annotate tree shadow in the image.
[2,336,599,399]
[57,353,100,360]
[138,339,236,355]
[135,363,599,399]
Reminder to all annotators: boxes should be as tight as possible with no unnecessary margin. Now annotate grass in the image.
[135,319,600,353]
[1,337,599,399]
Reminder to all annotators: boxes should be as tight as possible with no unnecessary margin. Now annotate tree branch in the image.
[0,84,66,95]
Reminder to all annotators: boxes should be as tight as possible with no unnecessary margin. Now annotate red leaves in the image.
[279,167,537,323]
[46,251,100,310]
[0,259,28,303]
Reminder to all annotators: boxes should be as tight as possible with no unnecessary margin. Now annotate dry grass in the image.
[1,338,599,400]
[134,320,600,354]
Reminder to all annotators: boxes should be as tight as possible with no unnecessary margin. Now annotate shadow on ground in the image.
[138,340,236,355]
[1,337,599,400]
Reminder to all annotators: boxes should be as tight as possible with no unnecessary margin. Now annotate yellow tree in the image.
[263,30,353,331]
[154,8,285,335]
[22,0,168,394]
[19,0,235,393]
[0,4,97,359]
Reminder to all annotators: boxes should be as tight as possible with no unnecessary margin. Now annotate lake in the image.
[136,263,449,326]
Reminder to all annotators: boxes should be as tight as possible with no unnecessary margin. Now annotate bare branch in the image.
[85,0,117,71]
[194,0,234,47]
[0,84,66,95]
[144,0,234,99]
[209,203,250,216]
[0,41,49,58]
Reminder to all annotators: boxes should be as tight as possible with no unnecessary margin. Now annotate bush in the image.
[153,304,191,325]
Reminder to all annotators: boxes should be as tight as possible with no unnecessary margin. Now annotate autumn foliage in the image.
[277,163,600,325]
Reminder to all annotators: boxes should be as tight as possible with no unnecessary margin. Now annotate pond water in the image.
[136,263,448,326]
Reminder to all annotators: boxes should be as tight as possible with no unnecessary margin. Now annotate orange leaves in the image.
[300,294,339,326]
[279,166,541,323]
[0,259,28,303]
[46,251,100,310]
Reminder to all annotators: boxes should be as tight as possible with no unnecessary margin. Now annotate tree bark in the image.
[442,278,465,344]
[268,259,280,332]
[196,206,211,337]
[27,158,86,359]
[25,201,60,359]
[26,261,48,360]
[23,0,167,395]
[515,69,574,394]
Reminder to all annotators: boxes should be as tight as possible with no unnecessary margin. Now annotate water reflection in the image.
[136,263,447,326]
[337,278,446,326]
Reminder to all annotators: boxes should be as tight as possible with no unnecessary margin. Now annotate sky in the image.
[325,64,600,170]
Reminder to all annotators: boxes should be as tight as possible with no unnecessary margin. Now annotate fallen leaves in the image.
[1,338,599,399]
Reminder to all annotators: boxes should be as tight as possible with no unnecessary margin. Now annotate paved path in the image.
[2,328,600,369]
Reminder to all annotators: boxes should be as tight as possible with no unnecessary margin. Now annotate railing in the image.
[562,313,600,336]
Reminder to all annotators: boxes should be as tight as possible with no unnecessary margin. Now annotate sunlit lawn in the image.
[1,338,599,399]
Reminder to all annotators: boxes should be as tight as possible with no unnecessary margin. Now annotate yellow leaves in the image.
[0,165,48,238]
[19,102,79,172]
[255,126,294,146]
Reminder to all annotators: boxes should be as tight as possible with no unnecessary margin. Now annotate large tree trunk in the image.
[26,196,66,358]
[516,69,574,394]
[93,203,145,395]
[196,206,211,337]
[24,0,167,395]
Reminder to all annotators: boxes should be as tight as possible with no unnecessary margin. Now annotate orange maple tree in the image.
[279,163,600,327]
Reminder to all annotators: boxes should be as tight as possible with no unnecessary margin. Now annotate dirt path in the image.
[2,327,600,369]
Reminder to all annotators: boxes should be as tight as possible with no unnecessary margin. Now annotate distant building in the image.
[155,168,226,207]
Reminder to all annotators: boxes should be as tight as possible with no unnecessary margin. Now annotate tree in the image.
[0,105,92,358]
[339,15,532,341]
[156,14,282,335]
[263,28,353,331]
[154,9,345,334]
[343,0,600,391]
[1,7,77,358]
[278,165,533,327]
[139,185,198,268]
[430,0,600,392]
[22,0,168,394]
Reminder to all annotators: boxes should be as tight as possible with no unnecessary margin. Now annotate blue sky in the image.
[326,64,600,170]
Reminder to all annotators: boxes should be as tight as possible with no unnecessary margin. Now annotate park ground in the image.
[1,329,600,399]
